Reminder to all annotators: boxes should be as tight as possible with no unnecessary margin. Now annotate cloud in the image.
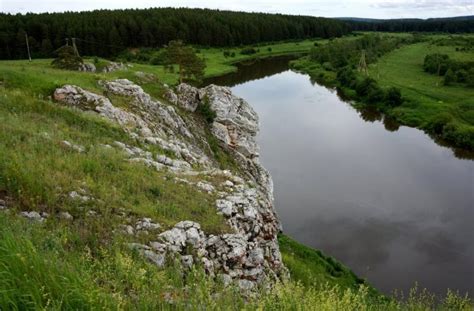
[373,0,473,15]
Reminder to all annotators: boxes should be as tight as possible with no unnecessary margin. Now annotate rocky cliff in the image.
[53,79,286,290]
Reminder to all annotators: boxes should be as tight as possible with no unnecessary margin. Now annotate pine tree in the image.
[164,40,206,83]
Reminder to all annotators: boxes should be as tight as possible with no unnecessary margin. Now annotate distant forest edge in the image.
[0,8,350,59]
[1,8,472,60]
[340,16,474,33]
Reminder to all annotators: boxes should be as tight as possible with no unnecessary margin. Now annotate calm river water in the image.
[205,58,474,296]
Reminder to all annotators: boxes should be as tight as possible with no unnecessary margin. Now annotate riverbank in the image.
[290,34,474,154]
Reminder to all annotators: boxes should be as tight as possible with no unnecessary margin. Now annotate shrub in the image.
[425,113,453,135]
[423,53,450,75]
[223,50,231,58]
[355,77,377,98]
[240,47,257,55]
[366,84,385,104]
[230,52,235,57]
[51,45,83,70]
[197,98,217,124]
[267,47,272,52]
[384,87,403,107]
[336,67,356,87]
[322,62,333,71]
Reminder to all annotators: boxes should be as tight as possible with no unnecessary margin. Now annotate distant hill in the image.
[339,15,474,33]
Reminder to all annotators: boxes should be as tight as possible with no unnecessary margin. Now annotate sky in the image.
[1,0,473,19]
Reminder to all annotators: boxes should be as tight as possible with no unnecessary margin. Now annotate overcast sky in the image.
[1,0,473,19]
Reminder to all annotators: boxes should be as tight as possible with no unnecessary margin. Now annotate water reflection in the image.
[204,55,298,87]
[208,64,474,296]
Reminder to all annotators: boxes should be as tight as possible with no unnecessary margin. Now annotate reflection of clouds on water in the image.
[229,68,474,296]
[289,209,473,290]
[294,215,404,269]
[414,229,469,264]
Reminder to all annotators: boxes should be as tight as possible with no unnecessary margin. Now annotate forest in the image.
[343,16,474,33]
[0,8,350,59]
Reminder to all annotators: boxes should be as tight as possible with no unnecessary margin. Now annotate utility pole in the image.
[72,37,80,57]
[25,33,32,61]
[358,50,368,76]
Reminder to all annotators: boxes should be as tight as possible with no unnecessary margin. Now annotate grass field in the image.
[373,41,474,129]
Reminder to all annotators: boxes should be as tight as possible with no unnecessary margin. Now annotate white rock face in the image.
[78,62,96,72]
[202,85,259,157]
[54,80,210,169]
[102,62,127,73]
[54,80,286,290]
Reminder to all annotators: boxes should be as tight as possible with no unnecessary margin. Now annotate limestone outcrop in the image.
[53,79,286,291]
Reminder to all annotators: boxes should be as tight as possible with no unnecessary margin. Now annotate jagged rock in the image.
[200,84,259,157]
[223,180,234,187]
[181,255,194,268]
[120,224,135,235]
[78,62,96,72]
[61,140,85,153]
[174,83,201,112]
[216,199,234,216]
[20,211,47,222]
[238,279,255,291]
[150,242,167,253]
[69,191,90,202]
[143,250,166,267]
[196,181,215,193]
[54,80,287,290]
[59,211,73,220]
[136,218,161,231]
[102,62,127,73]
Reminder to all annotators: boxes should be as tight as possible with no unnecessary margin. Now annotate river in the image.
[205,57,474,296]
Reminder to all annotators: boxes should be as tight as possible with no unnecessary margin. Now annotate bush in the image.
[240,47,257,55]
[384,87,403,107]
[355,77,377,97]
[197,98,217,124]
[423,53,450,75]
[51,46,83,70]
[223,50,231,58]
[425,113,453,135]
[230,52,235,57]
[336,67,356,87]
[267,47,272,52]
[366,84,385,104]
